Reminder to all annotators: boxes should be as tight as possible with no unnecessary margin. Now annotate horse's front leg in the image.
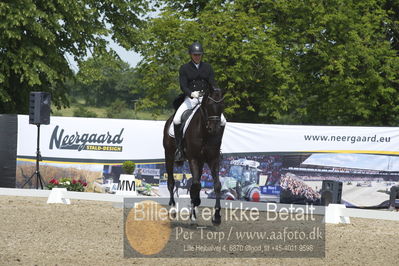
[209,157,222,225]
[188,158,204,222]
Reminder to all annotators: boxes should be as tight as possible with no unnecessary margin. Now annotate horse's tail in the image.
[164,116,185,167]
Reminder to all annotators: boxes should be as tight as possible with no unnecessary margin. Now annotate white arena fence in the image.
[1,188,398,223]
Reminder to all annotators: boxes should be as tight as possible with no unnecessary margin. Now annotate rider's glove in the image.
[191,91,200,98]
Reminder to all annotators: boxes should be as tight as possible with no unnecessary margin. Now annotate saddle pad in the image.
[168,104,201,138]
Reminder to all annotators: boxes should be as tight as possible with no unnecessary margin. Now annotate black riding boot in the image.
[219,125,225,159]
[174,124,185,162]
[220,125,225,137]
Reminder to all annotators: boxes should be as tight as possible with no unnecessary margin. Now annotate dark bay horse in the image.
[163,88,225,225]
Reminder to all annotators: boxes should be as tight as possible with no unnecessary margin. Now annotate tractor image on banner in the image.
[206,159,262,202]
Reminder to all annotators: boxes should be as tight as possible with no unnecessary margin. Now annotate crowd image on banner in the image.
[279,156,399,206]
[279,174,321,204]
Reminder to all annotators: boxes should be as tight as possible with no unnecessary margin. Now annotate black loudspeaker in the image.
[29,92,51,125]
[279,189,293,204]
[321,180,343,206]
[389,185,399,208]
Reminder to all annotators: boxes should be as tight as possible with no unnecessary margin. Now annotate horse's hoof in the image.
[212,215,221,226]
[190,213,198,225]
[169,207,177,219]
[169,199,175,206]
[189,206,197,222]
[189,214,197,225]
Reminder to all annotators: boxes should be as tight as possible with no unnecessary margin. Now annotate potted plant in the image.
[122,161,136,174]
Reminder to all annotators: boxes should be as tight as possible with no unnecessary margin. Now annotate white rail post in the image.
[323,204,350,224]
[47,188,71,204]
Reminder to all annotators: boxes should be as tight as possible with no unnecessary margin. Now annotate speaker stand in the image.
[22,124,44,189]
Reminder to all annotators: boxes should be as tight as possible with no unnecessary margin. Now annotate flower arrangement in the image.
[47,177,87,192]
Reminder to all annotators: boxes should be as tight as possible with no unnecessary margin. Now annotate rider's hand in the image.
[191,91,200,98]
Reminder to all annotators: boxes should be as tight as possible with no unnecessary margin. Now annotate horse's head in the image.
[203,88,224,136]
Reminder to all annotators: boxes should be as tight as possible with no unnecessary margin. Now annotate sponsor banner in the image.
[17,115,399,163]
[17,115,165,162]
[15,115,399,207]
[224,122,399,155]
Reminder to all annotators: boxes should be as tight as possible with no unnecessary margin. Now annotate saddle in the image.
[168,104,201,138]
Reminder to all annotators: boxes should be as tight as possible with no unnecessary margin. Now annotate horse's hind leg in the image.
[166,155,175,207]
[209,159,222,225]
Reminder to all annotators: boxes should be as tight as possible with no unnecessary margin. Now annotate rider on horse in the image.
[173,42,227,162]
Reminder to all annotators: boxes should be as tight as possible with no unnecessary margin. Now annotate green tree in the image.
[0,0,149,114]
[73,50,145,109]
[384,0,399,53]
[136,0,399,125]
[135,2,292,120]
[76,51,129,106]
[106,99,128,118]
[73,106,97,118]
[270,0,399,125]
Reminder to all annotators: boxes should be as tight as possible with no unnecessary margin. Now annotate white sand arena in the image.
[1,195,398,265]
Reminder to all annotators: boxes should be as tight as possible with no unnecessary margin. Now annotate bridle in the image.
[203,90,224,123]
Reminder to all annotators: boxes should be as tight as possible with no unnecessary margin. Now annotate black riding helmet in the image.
[188,42,204,54]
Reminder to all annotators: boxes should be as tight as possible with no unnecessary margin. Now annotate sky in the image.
[302,153,399,172]
[66,8,161,72]
[109,40,142,67]
[66,38,143,72]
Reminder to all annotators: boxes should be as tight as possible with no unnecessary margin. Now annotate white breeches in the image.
[173,96,227,126]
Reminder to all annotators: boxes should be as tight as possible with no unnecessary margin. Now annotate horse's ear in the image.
[212,87,224,96]
[211,86,220,92]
